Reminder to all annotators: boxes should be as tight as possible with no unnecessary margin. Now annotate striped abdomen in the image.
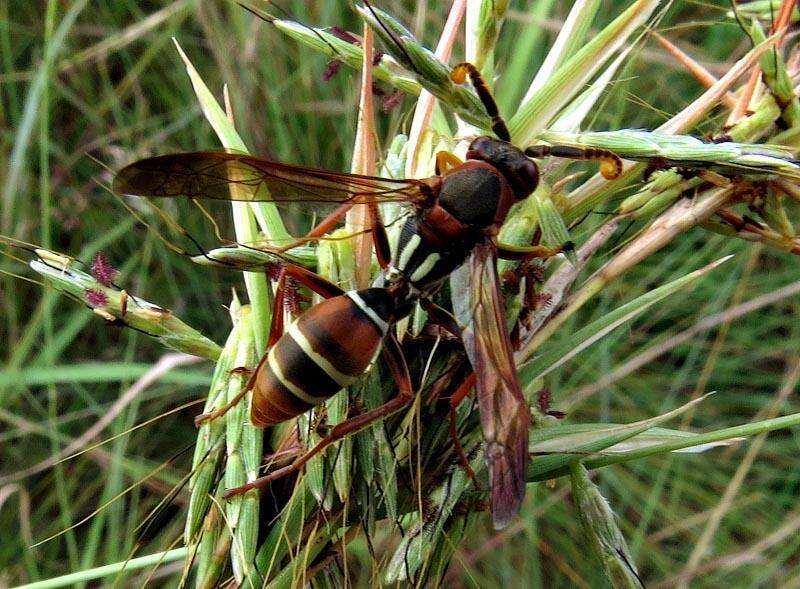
[250,289,392,427]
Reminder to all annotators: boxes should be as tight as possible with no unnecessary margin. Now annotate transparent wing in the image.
[113,152,428,204]
[451,240,529,529]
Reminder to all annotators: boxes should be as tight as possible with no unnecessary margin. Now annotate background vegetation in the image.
[1,0,799,587]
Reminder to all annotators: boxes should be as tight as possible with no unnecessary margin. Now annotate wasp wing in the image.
[113,152,428,204]
[450,240,529,529]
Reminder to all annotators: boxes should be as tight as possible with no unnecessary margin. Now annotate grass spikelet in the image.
[28,257,221,360]
[570,463,642,588]
[7,2,800,587]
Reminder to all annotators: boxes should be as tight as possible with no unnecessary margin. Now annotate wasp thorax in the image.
[467,136,539,201]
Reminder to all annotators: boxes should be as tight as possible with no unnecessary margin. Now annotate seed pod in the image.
[273,19,422,96]
[468,0,509,70]
[299,411,333,508]
[191,245,316,270]
[621,174,694,218]
[327,390,353,503]
[751,18,800,127]
[761,190,796,238]
[184,442,224,543]
[185,301,243,544]
[385,437,483,583]
[354,4,491,129]
[540,129,800,180]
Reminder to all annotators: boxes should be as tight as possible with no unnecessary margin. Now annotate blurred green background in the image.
[2,1,799,586]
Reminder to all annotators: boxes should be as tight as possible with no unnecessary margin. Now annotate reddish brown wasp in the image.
[114,61,621,529]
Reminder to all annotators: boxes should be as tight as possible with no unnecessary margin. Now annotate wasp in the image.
[113,60,622,529]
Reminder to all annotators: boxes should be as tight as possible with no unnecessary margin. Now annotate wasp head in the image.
[467,136,539,201]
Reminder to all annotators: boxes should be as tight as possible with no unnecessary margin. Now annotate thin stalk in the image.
[13,548,188,589]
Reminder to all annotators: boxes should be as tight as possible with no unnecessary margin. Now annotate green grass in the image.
[2,1,800,587]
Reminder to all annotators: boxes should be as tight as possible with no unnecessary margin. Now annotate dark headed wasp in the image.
[114,60,622,529]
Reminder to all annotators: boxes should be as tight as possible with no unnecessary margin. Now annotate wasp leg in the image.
[277,263,345,299]
[224,332,414,498]
[265,263,344,347]
[194,357,264,427]
[195,264,346,427]
[274,202,355,254]
[449,372,479,484]
[451,62,510,142]
[524,145,623,180]
[435,151,464,175]
[420,298,462,339]
[273,199,391,272]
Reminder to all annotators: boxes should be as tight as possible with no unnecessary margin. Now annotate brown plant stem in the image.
[347,25,377,288]
[649,30,737,109]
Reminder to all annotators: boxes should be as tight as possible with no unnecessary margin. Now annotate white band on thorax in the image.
[409,252,441,283]
[397,233,421,271]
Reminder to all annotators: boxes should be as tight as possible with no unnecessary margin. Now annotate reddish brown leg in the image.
[195,264,346,427]
[420,299,462,340]
[425,358,465,404]
[449,372,478,482]
[224,333,414,498]
[267,263,345,346]
[283,263,346,298]
[276,198,390,271]
[274,202,354,254]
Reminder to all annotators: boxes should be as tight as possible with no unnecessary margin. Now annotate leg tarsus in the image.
[195,357,267,427]
[224,392,414,498]
[194,373,255,427]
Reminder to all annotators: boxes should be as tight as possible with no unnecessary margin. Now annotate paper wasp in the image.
[113,61,622,529]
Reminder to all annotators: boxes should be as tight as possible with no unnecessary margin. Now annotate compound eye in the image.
[517,159,539,200]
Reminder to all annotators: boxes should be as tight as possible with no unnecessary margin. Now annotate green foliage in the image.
[2,1,800,588]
